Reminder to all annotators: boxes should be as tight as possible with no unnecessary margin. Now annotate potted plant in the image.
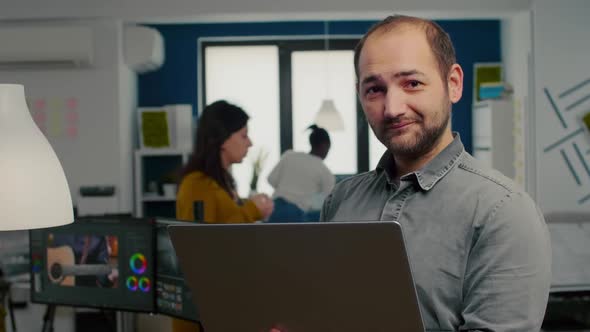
[249,148,268,195]
[159,170,180,197]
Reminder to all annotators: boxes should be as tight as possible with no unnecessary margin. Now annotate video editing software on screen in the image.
[30,217,202,321]
[30,217,155,312]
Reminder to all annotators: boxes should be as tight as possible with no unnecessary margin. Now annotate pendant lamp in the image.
[0,84,73,230]
[314,21,345,131]
[315,99,344,131]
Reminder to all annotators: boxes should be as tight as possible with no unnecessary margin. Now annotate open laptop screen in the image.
[155,218,199,322]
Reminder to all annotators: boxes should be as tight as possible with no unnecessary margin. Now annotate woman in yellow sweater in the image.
[173,100,274,332]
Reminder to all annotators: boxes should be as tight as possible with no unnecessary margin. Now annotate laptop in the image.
[168,221,425,332]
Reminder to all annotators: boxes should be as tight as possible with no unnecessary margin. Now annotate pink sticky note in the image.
[66,110,79,123]
[33,111,47,124]
[67,126,78,139]
[66,98,78,110]
[34,99,46,111]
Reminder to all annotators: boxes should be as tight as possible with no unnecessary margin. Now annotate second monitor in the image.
[30,217,156,313]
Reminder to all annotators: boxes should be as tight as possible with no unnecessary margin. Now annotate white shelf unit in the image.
[134,148,191,217]
[472,99,515,179]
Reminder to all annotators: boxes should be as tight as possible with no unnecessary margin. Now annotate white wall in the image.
[0,19,136,332]
[501,11,531,190]
[532,0,590,212]
[0,19,135,214]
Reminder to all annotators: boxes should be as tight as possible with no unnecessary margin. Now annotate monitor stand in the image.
[41,304,56,332]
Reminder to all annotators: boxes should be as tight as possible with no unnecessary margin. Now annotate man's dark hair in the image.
[181,100,249,195]
[353,15,456,83]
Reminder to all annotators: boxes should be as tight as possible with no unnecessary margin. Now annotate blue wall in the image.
[138,20,501,154]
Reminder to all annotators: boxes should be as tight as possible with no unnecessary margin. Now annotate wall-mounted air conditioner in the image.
[0,26,94,69]
[124,25,164,73]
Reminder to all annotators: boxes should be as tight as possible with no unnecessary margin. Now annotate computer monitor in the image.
[154,218,199,322]
[29,217,155,313]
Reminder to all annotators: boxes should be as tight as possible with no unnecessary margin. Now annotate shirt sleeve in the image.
[319,191,334,222]
[319,165,335,194]
[460,192,552,332]
[267,155,284,188]
[176,175,262,223]
[223,198,262,223]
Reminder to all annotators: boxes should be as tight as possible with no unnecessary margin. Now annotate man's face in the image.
[357,26,462,158]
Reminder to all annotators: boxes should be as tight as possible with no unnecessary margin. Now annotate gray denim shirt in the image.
[321,135,551,332]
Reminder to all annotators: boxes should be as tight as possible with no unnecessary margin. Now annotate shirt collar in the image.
[376,133,465,191]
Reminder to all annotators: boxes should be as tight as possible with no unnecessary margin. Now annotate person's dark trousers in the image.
[267,197,305,223]
[304,210,321,222]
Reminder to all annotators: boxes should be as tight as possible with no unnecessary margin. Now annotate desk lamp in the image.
[0,84,73,230]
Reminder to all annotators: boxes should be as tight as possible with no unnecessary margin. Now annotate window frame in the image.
[199,37,370,174]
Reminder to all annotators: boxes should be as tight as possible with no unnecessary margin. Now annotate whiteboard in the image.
[533,0,590,213]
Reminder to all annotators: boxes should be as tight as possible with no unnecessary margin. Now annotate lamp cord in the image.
[323,21,331,100]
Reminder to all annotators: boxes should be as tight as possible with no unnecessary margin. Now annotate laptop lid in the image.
[544,212,590,292]
[169,221,424,332]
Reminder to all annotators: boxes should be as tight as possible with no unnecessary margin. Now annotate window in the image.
[201,38,367,197]
[204,45,280,197]
[369,130,387,170]
[291,50,357,174]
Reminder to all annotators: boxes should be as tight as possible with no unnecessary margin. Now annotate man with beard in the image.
[320,15,551,332]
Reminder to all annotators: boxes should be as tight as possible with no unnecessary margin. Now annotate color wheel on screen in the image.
[139,277,151,292]
[126,276,138,291]
[129,253,147,274]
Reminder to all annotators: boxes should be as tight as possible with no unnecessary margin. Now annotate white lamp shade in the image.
[0,84,73,230]
[314,99,345,131]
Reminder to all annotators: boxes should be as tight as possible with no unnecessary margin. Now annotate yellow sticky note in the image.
[141,111,170,148]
